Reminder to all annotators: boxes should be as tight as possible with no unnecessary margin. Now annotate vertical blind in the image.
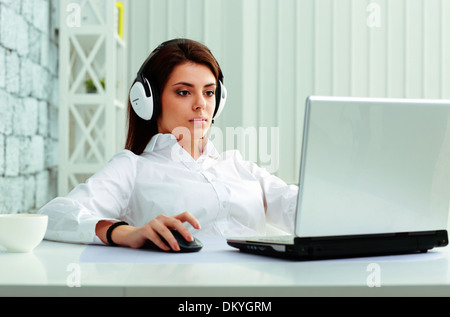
[127,0,450,184]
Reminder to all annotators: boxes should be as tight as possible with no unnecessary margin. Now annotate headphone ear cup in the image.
[214,80,227,119]
[129,78,154,120]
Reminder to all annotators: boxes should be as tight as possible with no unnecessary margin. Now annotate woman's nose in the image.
[193,94,206,110]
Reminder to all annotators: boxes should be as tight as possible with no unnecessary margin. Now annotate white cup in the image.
[0,214,48,253]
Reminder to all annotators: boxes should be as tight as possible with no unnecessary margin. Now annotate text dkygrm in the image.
[178,301,271,314]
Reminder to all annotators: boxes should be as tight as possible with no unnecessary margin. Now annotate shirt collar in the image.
[144,133,178,152]
[143,133,221,161]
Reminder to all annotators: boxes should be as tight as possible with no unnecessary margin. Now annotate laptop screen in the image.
[296,96,450,237]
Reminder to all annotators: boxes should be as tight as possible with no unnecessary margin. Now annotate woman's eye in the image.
[177,90,190,96]
[205,90,215,97]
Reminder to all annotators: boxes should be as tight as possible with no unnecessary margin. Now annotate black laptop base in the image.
[227,230,448,260]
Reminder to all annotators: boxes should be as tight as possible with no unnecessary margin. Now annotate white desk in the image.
[0,237,449,297]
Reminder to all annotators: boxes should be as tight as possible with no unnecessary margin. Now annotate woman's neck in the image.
[177,137,207,160]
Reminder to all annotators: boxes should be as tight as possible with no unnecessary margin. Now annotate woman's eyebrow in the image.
[172,82,216,88]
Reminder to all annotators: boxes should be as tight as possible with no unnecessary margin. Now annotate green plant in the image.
[84,77,105,92]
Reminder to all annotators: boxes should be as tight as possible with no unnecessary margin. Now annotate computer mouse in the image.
[160,229,203,253]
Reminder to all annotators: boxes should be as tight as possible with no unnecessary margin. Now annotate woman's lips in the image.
[190,118,207,124]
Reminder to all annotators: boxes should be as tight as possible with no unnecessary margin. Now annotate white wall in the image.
[127,0,450,184]
[0,0,59,214]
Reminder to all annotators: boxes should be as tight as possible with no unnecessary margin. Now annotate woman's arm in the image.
[237,153,298,234]
[39,151,138,244]
[96,212,201,251]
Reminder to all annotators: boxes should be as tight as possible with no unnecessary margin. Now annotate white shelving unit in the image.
[58,0,128,195]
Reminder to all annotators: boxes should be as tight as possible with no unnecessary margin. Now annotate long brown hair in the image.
[125,38,222,155]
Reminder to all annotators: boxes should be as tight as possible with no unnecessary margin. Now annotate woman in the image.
[39,39,298,252]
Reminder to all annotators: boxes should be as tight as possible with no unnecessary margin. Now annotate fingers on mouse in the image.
[158,229,203,253]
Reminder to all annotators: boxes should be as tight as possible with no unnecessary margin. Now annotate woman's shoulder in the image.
[218,149,257,171]
[219,149,244,161]
[109,149,140,162]
[218,149,271,177]
[102,149,143,173]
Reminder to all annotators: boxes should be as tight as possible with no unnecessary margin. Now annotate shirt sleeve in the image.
[38,150,138,244]
[231,151,298,234]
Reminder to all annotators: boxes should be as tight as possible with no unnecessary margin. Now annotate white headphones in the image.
[129,40,227,122]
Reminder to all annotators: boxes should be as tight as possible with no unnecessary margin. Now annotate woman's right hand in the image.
[96,211,201,251]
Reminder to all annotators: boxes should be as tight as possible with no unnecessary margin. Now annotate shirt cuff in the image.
[44,216,119,245]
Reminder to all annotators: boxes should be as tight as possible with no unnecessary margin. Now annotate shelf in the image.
[59,0,128,196]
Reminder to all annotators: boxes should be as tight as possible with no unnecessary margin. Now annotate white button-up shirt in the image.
[39,133,298,244]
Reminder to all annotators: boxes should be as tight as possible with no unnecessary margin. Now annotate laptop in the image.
[227,96,450,259]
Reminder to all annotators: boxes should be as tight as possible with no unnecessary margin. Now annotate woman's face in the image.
[158,62,216,142]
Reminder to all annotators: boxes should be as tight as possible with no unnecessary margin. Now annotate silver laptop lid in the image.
[296,96,450,237]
